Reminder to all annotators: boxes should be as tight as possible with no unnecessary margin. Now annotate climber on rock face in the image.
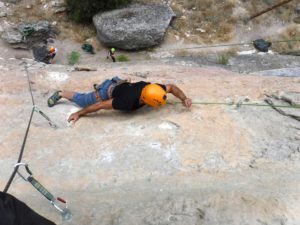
[47,76,192,123]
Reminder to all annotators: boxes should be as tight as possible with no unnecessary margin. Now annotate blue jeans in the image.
[71,76,121,108]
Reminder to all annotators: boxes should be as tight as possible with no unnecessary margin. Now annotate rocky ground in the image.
[0,0,300,225]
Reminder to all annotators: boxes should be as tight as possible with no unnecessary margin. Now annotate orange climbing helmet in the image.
[49,46,55,53]
[141,84,167,107]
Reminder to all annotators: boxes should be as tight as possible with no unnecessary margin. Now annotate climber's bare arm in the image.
[68,99,113,123]
[165,84,192,108]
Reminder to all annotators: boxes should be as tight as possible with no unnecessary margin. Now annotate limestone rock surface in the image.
[0,58,299,225]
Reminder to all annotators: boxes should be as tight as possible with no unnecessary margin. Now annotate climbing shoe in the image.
[47,91,62,107]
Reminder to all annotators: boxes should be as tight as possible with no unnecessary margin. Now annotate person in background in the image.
[107,48,116,62]
[48,46,57,64]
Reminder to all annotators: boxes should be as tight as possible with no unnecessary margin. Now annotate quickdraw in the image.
[33,106,58,129]
[15,163,72,221]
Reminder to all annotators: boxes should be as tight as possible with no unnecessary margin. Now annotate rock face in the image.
[0,56,299,225]
[32,45,52,64]
[296,3,300,14]
[93,4,175,50]
[50,0,67,13]
[2,21,58,49]
[0,1,10,17]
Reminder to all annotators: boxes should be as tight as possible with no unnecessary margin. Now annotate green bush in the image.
[117,54,129,62]
[68,51,80,65]
[66,0,131,23]
[218,54,230,65]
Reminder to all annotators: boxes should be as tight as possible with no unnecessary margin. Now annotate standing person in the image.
[47,76,192,123]
[48,46,57,64]
[107,48,116,62]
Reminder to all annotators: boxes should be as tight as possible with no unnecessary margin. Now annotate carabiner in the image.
[51,197,72,221]
[14,162,33,181]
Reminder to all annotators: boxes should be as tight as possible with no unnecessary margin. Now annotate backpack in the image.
[253,39,272,52]
[82,43,95,54]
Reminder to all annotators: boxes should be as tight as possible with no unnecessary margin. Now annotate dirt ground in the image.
[2,0,300,65]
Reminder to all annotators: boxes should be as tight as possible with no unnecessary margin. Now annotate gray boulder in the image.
[2,21,58,49]
[93,4,175,50]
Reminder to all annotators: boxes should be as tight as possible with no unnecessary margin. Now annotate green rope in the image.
[172,101,300,109]
[157,39,300,52]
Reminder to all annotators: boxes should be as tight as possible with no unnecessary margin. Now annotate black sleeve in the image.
[0,192,56,225]
[112,97,133,111]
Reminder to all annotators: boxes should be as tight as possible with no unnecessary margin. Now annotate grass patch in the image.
[68,51,80,65]
[218,54,230,65]
[117,54,129,62]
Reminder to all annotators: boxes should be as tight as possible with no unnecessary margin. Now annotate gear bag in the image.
[253,39,272,52]
[81,43,94,54]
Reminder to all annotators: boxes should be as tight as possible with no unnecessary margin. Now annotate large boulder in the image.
[32,45,52,64]
[1,21,58,49]
[93,4,175,50]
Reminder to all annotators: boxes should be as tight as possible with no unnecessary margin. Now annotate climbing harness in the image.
[15,163,72,221]
[34,106,58,129]
[93,76,128,101]
[93,83,103,101]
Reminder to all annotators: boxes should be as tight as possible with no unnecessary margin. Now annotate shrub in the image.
[218,54,230,65]
[66,0,131,23]
[117,54,129,62]
[68,51,80,65]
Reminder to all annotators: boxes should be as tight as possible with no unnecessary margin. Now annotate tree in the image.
[66,0,131,23]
